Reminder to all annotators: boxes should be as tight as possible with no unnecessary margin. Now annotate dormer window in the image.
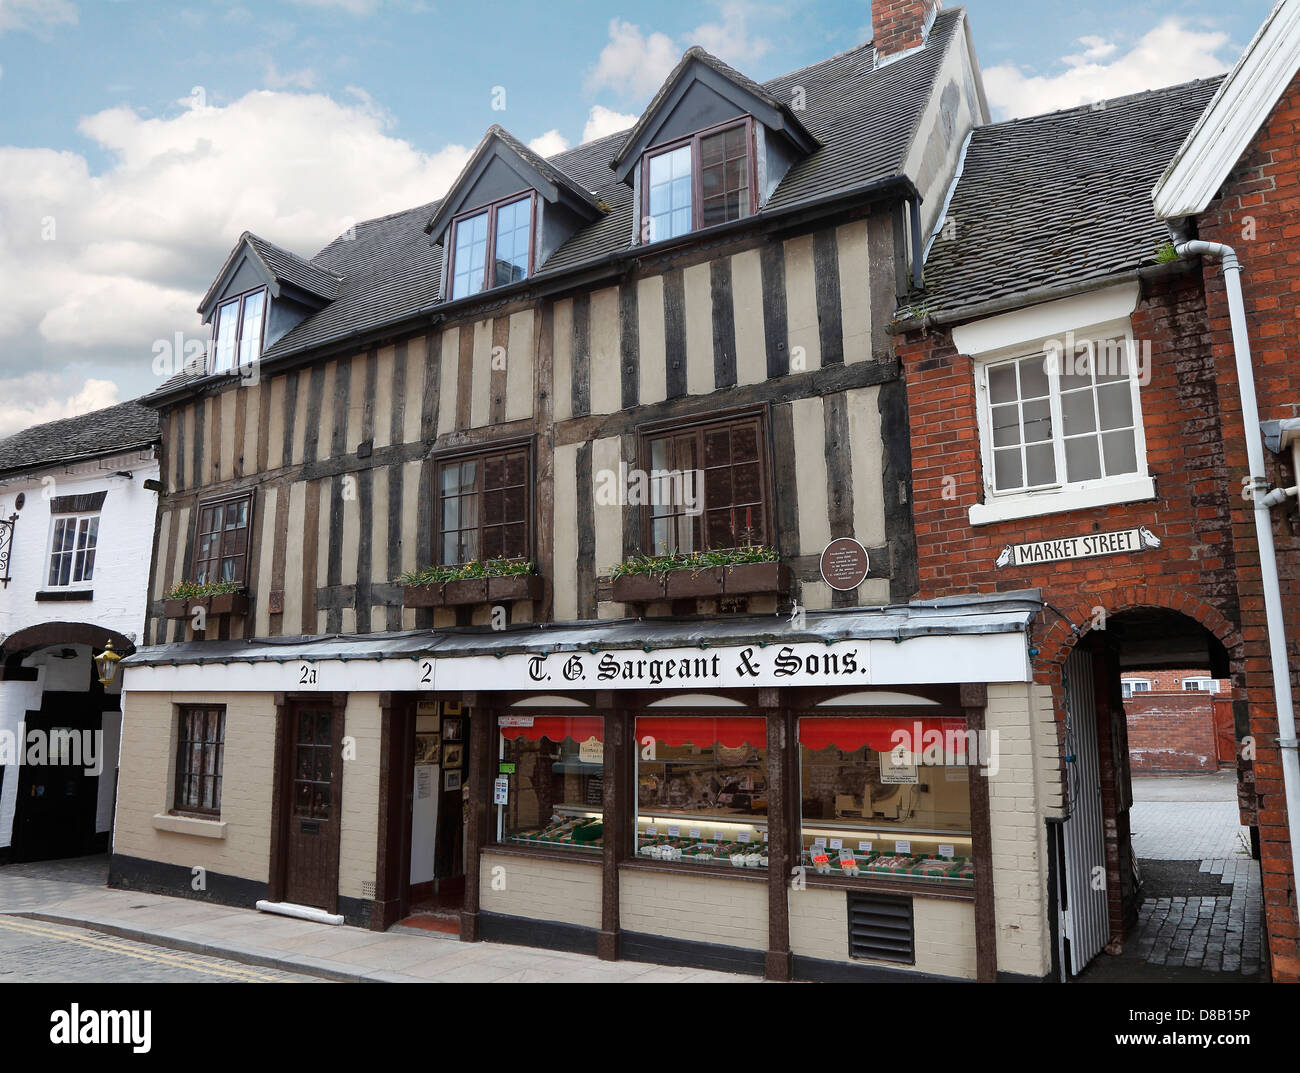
[643,119,755,242]
[449,193,535,300]
[211,287,267,375]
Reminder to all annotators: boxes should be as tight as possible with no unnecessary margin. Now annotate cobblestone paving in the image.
[0,916,317,983]
[1106,780,1264,979]
[0,853,109,911]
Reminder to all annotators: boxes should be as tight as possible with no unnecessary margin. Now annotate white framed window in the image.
[1121,679,1151,699]
[46,512,99,588]
[1182,677,1219,693]
[211,287,267,375]
[971,320,1153,525]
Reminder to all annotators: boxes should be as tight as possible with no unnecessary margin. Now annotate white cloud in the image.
[288,0,380,14]
[984,19,1233,121]
[585,4,772,100]
[0,88,472,433]
[528,129,570,157]
[582,105,638,143]
[0,0,76,37]
[0,374,120,441]
[263,60,319,91]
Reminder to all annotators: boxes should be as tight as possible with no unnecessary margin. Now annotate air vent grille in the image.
[847,891,914,964]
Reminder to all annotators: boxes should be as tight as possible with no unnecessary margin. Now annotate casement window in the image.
[192,492,253,586]
[1121,679,1151,699]
[174,705,225,816]
[642,118,756,243]
[211,287,267,375]
[1183,677,1218,693]
[47,512,99,588]
[973,333,1149,520]
[448,193,535,300]
[640,413,768,555]
[436,445,530,565]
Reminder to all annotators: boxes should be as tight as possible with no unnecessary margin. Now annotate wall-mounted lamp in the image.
[94,640,122,685]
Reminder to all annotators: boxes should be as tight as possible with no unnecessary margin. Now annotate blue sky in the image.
[0,0,1278,433]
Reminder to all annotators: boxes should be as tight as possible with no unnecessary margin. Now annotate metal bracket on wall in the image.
[0,512,17,588]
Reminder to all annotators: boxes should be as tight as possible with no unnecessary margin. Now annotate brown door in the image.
[282,700,343,910]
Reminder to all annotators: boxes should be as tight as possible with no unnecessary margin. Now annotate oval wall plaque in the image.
[819,537,869,591]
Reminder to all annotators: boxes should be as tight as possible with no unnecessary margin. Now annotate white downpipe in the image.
[1177,238,1300,887]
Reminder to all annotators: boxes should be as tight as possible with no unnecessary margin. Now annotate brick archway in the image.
[1036,586,1241,675]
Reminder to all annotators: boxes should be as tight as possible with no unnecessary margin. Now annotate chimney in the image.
[872,0,941,61]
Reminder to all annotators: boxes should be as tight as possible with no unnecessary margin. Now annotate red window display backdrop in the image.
[499,716,604,744]
[635,716,766,748]
[798,715,968,754]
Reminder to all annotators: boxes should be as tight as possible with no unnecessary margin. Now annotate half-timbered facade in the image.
[110,1,1081,982]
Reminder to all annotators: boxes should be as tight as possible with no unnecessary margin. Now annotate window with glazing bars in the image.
[192,493,252,585]
[437,447,529,564]
[47,513,98,587]
[174,706,225,815]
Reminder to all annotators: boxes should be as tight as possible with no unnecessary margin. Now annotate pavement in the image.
[1080,770,1264,983]
[0,854,758,983]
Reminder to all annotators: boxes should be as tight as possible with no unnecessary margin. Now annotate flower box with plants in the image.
[610,546,787,603]
[399,558,543,608]
[163,580,249,618]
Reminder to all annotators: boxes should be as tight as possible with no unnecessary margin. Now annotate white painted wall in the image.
[0,447,158,850]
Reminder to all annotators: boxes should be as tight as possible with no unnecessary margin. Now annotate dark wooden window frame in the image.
[635,405,773,556]
[445,190,538,301]
[191,490,256,587]
[172,704,226,818]
[432,437,535,567]
[210,284,269,376]
[640,116,758,242]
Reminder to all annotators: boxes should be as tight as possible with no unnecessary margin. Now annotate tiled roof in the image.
[148,9,968,402]
[0,401,159,475]
[919,77,1224,321]
[244,233,342,301]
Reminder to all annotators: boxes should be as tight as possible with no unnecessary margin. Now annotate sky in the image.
[0,0,1278,438]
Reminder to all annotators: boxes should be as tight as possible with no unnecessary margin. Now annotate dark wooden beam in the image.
[460,701,491,942]
[962,688,997,982]
[764,701,793,981]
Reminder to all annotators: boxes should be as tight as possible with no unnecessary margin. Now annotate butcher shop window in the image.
[634,715,769,869]
[797,715,973,884]
[496,715,604,853]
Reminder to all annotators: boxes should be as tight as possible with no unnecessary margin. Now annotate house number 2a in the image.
[297,663,319,689]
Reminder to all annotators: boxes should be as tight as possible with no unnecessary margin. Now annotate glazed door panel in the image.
[283,701,343,911]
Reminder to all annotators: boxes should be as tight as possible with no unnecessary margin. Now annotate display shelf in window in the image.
[496,714,605,853]
[798,713,975,885]
[634,714,769,870]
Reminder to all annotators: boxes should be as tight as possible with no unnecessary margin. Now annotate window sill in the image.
[35,589,93,602]
[968,475,1155,527]
[801,871,975,900]
[152,813,227,839]
[482,843,603,866]
[619,858,769,882]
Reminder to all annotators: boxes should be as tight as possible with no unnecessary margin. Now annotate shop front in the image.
[113,592,1060,981]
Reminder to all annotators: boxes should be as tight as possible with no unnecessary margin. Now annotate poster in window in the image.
[442,742,464,769]
[414,733,440,764]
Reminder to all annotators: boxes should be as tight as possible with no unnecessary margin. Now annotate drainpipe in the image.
[1175,237,1300,884]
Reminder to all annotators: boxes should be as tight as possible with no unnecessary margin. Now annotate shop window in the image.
[640,413,768,555]
[174,705,225,816]
[496,715,604,852]
[437,445,530,565]
[634,715,768,868]
[192,492,253,586]
[798,715,973,884]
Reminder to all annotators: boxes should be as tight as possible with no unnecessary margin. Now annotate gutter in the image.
[143,175,920,410]
[1173,235,1300,887]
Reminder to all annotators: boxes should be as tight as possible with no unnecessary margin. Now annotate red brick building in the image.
[893,0,1299,981]
[1122,669,1232,774]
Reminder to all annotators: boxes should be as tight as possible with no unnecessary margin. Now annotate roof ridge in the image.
[977,74,1226,132]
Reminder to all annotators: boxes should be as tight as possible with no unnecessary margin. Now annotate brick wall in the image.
[1126,694,1220,773]
[872,0,940,58]
[1193,68,1300,980]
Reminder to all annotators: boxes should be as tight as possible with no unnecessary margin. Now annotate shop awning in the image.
[635,716,767,748]
[799,715,967,753]
[499,715,604,743]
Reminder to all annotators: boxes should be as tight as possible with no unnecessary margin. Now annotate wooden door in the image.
[282,700,344,910]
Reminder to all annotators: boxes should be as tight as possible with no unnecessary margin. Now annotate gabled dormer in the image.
[424,125,604,302]
[197,232,341,376]
[609,46,818,246]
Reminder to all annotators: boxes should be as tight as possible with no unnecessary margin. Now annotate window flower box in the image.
[441,578,489,605]
[209,592,250,616]
[163,583,248,619]
[664,567,724,599]
[163,598,189,619]
[723,561,792,596]
[610,573,666,602]
[487,574,544,602]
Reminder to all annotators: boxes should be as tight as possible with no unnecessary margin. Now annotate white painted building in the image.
[0,401,159,860]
